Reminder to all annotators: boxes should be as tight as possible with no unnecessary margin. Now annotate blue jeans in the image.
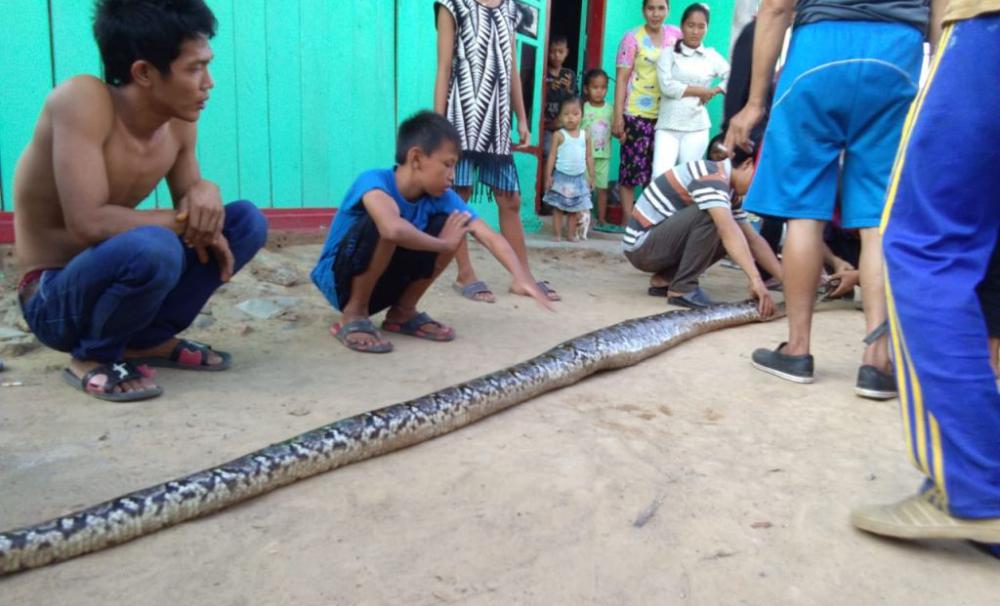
[20,200,268,362]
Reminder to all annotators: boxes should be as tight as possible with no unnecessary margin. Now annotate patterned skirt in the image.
[619,114,657,186]
[543,170,593,213]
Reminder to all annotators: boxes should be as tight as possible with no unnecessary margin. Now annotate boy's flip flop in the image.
[331,318,394,353]
[453,280,495,303]
[130,339,232,371]
[61,361,163,402]
[382,312,455,342]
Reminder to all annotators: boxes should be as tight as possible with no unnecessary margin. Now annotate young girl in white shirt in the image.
[652,3,730,178]
[543,98,596,242]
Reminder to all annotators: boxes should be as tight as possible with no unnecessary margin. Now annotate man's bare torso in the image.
[14,75,185,274]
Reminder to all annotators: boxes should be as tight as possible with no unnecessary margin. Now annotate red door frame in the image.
[0,213,11,243]
[584,0,607,71]
[533,0,607,213]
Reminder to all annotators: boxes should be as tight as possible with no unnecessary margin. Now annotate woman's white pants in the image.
[651,128,710,181]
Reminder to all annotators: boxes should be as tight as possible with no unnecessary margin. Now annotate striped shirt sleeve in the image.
[688,160,749,222]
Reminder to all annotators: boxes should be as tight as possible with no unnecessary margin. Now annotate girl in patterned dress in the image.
[434,0,560,302]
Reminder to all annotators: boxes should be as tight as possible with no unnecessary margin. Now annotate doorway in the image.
[534,0,607,214]
[548,0,586,79]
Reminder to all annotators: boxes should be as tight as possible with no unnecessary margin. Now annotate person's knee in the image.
[109,226,184,286]
[224,200,269,252]
[496,193,521,214]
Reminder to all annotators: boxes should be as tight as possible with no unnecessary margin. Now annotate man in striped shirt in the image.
[623,154,781,317]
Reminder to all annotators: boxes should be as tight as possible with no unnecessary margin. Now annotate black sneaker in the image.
[751,342,815,383]
[855,365,897,400]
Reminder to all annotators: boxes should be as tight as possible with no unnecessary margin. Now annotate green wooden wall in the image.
[0,0,732,225]
[0,0,549,233]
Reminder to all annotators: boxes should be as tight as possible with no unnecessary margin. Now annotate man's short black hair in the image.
[710,132,755,165]
[396,111,462,165]
[549,34,569,47]
[94,0,217,86]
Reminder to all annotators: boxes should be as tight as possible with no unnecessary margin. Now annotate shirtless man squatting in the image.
[13,0,267,402]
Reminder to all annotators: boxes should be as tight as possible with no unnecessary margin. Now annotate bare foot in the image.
[511,281,560,302]
[67,358,158,395]
[126,337,225,367]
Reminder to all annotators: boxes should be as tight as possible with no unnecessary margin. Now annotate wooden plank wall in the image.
[0,0,555,234]
[0,0,397,212]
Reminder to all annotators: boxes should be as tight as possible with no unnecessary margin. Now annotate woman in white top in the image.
[652,3,730,178]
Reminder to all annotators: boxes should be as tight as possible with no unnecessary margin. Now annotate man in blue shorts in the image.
[725,0,928,397]
[851,0,1000,558]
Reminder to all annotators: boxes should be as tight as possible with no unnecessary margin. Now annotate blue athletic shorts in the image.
[743,20,923,228]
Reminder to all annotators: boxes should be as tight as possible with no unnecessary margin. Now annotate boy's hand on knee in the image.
[439,211,472,252]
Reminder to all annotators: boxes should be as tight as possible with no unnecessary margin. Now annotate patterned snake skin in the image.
[0,301,763,575]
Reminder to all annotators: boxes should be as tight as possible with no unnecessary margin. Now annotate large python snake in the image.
[0,301,764,575]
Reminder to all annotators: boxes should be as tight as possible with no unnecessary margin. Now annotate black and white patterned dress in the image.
[436,0,521,192]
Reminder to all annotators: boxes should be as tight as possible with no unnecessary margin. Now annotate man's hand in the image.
[439,210,473,252]
[830,257,855,276]
[546,174,554,191]
[586,174,595,190]
[825,269,860,299]
[749,278,776,319]
[177,180,224,249]
[724,102,765,155]
[512,277,557,312]
[202,232,235,282]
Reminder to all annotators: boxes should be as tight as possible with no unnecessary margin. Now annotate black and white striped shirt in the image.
[623,159,749,252]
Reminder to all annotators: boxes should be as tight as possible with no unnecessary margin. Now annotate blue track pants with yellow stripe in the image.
[882,14,1000,521]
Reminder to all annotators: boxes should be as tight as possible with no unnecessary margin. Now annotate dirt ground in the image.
[0,231,996,605]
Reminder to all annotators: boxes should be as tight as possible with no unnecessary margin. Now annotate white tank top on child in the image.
[555,129,587,176]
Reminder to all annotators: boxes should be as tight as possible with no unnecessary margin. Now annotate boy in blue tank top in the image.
[311,112,552,353]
